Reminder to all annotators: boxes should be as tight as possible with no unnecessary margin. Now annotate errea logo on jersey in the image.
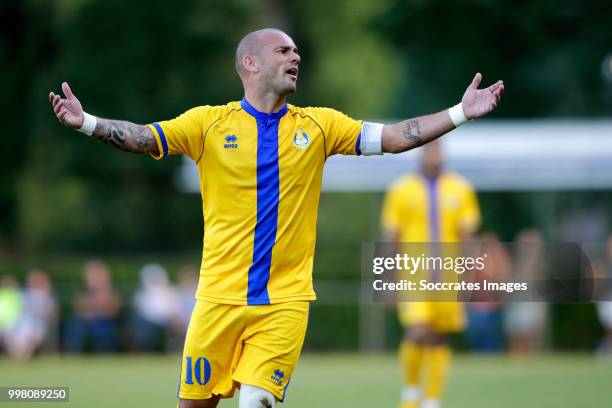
[270,369,285,385]
[224,135,238,149]
[293,129,310,150]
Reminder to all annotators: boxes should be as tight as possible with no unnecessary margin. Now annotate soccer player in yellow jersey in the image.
[49,28,503,408]
[381,141,481,408]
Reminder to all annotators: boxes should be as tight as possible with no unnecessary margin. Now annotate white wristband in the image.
[360,121,383,156]
[77,112,97,136]
[448,102,468,127]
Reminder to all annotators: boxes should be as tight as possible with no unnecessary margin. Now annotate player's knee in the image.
[179,396,220,408]
[239,384,277,408]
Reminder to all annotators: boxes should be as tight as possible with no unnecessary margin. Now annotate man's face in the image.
[255,31,300,96]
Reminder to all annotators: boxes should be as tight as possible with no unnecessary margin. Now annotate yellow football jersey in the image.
[383,173,480,329]
[381,172,480,243]
[148,98,362,305]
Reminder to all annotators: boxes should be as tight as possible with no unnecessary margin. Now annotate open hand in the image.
[461,73,504,119]
[49,82,84,129]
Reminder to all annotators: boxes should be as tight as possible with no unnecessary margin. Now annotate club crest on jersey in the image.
[293,129,310,150]
[224,135,238,149]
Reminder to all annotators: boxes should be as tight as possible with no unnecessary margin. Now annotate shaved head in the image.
[234,28,301,102]
[235,28,290,79]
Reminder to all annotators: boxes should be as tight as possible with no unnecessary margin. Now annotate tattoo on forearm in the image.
[93,119,157,154]
[403,119,423,147]
[135,130,151,148]
[106,123,124,148]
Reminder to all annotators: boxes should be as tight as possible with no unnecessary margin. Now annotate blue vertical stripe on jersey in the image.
[241,98,287,305]
[152,122,169,158]
[427,176,439,242]
[427,176,440,282]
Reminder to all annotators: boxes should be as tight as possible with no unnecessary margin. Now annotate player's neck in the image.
[421,169,442,179]
[243,89,287,114]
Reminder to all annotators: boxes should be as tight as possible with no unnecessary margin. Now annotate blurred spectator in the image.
[504,229,548,354]
[560,207,608,243]
[0,275,23,351]
[130,263,179,351]
[63,261,122,352]
[596,235,612,358]
[172,265,198,346]
[5,270,57,359]
[465,232,510,352]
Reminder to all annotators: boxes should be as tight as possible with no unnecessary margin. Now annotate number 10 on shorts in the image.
[184,356,212,385]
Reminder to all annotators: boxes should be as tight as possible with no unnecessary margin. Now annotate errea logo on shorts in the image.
[270,369,285,385]
[224,135,238,149]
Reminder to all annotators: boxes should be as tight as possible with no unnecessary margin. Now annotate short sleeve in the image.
[147,106,212,162]
[458,183,481,233]
[311,108,362,157]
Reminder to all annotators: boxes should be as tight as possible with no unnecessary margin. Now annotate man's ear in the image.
[243,54,259,74]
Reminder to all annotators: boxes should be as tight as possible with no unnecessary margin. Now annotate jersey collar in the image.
[241,97,288,120]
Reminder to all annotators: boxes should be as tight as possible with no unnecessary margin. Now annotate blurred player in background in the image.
[49,28,503,408]
[381,141,481,408]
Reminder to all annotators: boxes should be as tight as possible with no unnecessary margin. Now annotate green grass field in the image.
[0,353,610,407]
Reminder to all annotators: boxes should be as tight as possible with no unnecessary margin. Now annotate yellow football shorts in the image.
[397,302,465,333]
[178,300,309,402]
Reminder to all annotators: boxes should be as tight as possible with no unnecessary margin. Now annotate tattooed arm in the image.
[381,73,504,154]
[92,119,157,154]
[49,82,159,155]
[381,111,454,153]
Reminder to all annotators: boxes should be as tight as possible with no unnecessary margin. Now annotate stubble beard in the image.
[258,66,297,98]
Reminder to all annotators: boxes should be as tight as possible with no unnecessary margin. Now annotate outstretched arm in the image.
[49,82,159,155]
[381,73,504,153]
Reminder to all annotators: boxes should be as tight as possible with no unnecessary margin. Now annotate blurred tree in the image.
[18,0,253,252]
[7,0,611,254]
[4,0,610,351]
[0,1,54,250]
[288,0,401,118]
[11,0,400,253]
[374,0,612,117]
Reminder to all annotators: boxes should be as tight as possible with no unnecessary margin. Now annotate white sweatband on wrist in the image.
[360,121,383,156]
[448,102,468,127]
[77,112,97,136]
